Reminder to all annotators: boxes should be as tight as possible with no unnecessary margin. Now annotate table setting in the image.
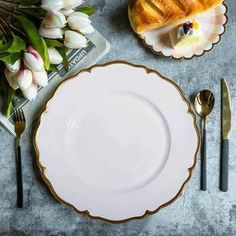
[0,0,235,235]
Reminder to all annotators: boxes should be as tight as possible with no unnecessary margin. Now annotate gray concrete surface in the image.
[0,0,235,235]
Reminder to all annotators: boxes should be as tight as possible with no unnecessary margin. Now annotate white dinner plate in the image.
[34,62,200,222]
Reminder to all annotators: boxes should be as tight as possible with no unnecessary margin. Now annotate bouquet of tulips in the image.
[0,0,95,117]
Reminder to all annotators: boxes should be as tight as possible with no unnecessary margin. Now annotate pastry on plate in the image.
[169,20,203,49]
[128,0,223,34]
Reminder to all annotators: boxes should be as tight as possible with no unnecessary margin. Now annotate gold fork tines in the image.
[14,109,26,140]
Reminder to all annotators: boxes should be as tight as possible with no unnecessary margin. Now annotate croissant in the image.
[128,0,223,33]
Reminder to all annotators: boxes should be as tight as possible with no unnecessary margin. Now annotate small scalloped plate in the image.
[139,4,227,59]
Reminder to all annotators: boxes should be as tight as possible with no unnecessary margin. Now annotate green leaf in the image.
[45,39,64,48]
[42,38,50,70]
[0,35,25,54]
[7,35,26,53]
[76,6,96,16]
[5,87,15,118]
[16,15,46,66]
[57,47,69,71]
[0,53,22,64]
[48,64,58,72]
[0,40,11,52]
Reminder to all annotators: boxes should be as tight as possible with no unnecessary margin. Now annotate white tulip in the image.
[68,12,94,34]
[79,25,95,34]
[5,59,21,73]
[32,70,48,87]
[16,69,33,90]
[60,9,74,16]
[41,0,64,11]
[64,30,88,49]
[48,47,63,65]
[4,68,19,90]
[62,0,84,10]
[23,46,44,71]
[22,83,38,101]
[68,12,90,28]
[39,25,63,39]
[43,10,67,28]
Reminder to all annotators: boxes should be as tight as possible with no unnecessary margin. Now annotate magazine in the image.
[0,30,110,135]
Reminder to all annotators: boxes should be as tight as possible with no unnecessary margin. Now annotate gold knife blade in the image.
[221,79,232,140]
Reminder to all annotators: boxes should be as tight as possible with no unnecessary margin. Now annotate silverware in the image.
[220,79,232,192]
[14,109,26,208]
[194,90,215,191]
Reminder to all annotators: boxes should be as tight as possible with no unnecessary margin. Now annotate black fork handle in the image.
[16,145,23,208]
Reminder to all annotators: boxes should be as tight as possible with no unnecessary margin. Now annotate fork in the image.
[14,109,26,208]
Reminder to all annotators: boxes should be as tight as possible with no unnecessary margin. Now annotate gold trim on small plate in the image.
[33,61,201,223]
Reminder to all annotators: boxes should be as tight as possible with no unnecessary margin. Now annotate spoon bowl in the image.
[194,90,215,119]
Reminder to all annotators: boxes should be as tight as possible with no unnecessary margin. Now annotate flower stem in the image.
[0,1,17,7]
[17,7,45,20]
[9,23,26,37]
[0,1,23,17]
[0,11,11,38]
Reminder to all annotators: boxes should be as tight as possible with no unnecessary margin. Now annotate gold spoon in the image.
[194,90,215,191]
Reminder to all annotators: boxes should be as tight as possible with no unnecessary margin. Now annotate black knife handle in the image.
[16,146,23,208]
[220,139,229,192]
[200,128,207,191]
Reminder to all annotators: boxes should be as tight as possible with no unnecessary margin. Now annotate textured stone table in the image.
[0,1,235,235]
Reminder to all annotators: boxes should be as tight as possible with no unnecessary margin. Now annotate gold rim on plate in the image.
[132,2,228,60]
[33,61,201,223]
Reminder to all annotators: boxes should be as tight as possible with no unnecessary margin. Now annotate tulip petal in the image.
[60,9,74,16]
[62,0,84,10]
[70,12,89,18]
[68,12,91,31]
[4,68,19,90]
[5,59,21,73]
[16,69,33,90]
[39,25,64,39]
[64,30,88,49]
[24,53,44,71]
[32,70,48,87]
[22,83,38,101]
[23,46,45,72]
[48,47,63,65]
[43,10,67,29]
[41,0,64,11]
[79,25,95,34]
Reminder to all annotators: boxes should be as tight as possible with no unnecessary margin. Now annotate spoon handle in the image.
[201,122,207,191]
